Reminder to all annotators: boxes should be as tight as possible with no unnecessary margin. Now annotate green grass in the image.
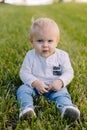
[0,2,87,130]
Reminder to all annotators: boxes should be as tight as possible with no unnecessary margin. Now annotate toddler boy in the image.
[17,17,80,124]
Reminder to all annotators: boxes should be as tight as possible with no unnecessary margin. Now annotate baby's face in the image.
[31,29,59,58]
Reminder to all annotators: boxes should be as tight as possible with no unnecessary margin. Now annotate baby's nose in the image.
[43,42,48,47]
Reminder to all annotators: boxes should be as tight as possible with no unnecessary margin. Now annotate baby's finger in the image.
[38,91,42,95]
[41,88,48,93]
[48,85,53,91]
[44,88,49,93]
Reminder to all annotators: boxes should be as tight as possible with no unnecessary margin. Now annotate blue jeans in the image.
[17,84,73,114]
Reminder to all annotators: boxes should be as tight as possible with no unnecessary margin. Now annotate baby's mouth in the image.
[42,50,49,53]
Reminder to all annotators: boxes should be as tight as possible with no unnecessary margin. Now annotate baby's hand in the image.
[31,80,49,95]
[49,79,63,92]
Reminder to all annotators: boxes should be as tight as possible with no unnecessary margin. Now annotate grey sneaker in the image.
[19,107,36,121]
[61,106,80,124]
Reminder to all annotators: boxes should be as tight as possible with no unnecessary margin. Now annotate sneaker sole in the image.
[19,108,36,121]
[20,110,36,121]
[61,106,80,123]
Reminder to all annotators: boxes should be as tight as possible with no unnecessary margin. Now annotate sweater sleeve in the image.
[58,52,74,87]
[19,51,38,86]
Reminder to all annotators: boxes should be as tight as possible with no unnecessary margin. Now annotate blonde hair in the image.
[30,17,60,41]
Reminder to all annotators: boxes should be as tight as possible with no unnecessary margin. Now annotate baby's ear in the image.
[30,38,34,47]
[30,38,33,43]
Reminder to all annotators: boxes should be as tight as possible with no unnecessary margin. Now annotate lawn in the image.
[0,2,87,130]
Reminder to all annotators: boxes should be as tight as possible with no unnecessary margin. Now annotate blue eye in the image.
[37,40,43,42]
[48,40,53,43]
